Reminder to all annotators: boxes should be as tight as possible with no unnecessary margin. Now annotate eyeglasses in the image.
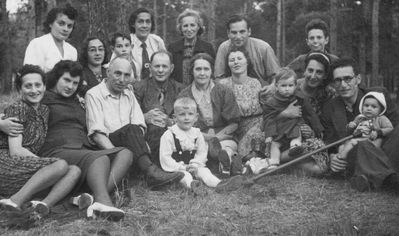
[333,76,355,86]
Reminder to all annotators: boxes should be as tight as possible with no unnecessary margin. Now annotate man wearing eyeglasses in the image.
[321,57,399,192]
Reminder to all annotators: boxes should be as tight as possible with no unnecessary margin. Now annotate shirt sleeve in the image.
[189,131,207,168]
[263,44,280,79]
[214,42,228,78]
[159,130,187,172]
[377,116,394,136]
[85,92,108,137]
[23,39,45,70]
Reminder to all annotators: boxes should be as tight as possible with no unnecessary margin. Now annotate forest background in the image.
[0,0,398,95]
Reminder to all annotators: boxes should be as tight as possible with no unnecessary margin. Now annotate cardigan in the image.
[168,38,215,84]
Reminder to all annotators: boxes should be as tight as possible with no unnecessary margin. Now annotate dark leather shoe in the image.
[146,165,184,189]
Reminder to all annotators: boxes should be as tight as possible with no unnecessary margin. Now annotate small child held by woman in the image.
[262,67,323,169]
[337,91,393,160]
[159,97,221,194]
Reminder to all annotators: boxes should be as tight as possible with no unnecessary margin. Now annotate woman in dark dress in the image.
[0,65,80,216]
[39,60,133,221]
[78,36,109,97]
[168,9,215,85]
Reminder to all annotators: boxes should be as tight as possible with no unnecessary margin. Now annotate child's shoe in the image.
[218,150,231,178]
[230,153,243,176]
[87,202,125,221]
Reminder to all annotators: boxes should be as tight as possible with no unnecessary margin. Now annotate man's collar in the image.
[131,34,149,46]
[99,81,129,99]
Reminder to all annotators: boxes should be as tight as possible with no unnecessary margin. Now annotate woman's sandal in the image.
[30,200,49,216]
[87,202,125,221]
[71,193,94,210]
[0,198,20,211]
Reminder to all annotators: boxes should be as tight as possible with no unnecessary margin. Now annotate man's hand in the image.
[347,121,357,129]
[0,115,23,137]
[330,153,347,172]
[280,100,302,118]
[144,108,168,127]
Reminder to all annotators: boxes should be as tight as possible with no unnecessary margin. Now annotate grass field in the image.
[0,93,398,235]
[1,172,398,236]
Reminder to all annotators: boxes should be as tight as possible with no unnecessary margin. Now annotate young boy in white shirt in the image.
[159,97,221,193]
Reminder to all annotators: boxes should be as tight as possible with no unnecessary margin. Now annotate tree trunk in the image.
[276,0,281,62]
[86,0,109,41]
[281,0,285,65]
[190,0,217,46]
[153,0,158,35]
[329,0,337,54]
[0,0,11,93]
[372,0,380,86]
[162,2,167,41]
[359,0,370,86]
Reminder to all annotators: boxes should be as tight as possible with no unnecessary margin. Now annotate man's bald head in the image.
[106,56,134,95]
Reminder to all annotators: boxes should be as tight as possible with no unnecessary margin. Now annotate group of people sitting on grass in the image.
[0,4,399,223]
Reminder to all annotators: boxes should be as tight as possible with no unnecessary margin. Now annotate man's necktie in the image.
[141,42,150,80]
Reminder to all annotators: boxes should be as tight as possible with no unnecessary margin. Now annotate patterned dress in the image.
[219,77,265,156]
[0,101,59,197]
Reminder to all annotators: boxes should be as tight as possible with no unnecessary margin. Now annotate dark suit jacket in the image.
[168,38,215,84]
[321,85,399,145]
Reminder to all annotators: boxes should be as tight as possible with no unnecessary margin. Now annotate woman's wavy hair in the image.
[43,4,78,34]
[189,53,215,83]
[79,36,109,67]
[176,9,204,36]
[46,60,83,97]
[15,65,46,91]
[223,47,257,78]
[304,51,331,87]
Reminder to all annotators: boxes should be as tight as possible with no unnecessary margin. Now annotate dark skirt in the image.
[0,149,59,197]
[41,145,124,192]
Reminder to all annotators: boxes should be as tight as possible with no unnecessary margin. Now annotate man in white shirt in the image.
[128,8,166,80]
[85,57,183,189]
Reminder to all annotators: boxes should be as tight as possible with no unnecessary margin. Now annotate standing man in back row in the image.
[214,14,280,86]
[128,8,166,81]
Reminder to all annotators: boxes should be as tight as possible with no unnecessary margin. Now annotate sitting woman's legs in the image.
[10,160,71,207]
[41,165,81,207]
[86,155,113,206]
[107,149,133,192]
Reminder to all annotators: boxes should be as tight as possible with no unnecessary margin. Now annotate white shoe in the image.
[87,202,125,221]
[71,193,94,210]
[0,198,20,211]
[30,200,49,216]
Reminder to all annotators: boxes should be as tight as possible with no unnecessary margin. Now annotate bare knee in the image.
[51,160,69,175]
[68,165,81,179]
[118,149,134,165]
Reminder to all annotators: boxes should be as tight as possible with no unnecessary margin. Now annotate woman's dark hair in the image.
[189,53,215,82]
[15,65,46,91]
[224,47,257,78]
[43,4,78,34]
[128,8,155,34]
[304,52,331,86]
[79,36,109,66]
[46,60,83,97]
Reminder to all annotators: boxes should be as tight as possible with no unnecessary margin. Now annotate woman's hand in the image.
[329,153,347,172]
[280,100,302,118]
[0,115,23,137]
